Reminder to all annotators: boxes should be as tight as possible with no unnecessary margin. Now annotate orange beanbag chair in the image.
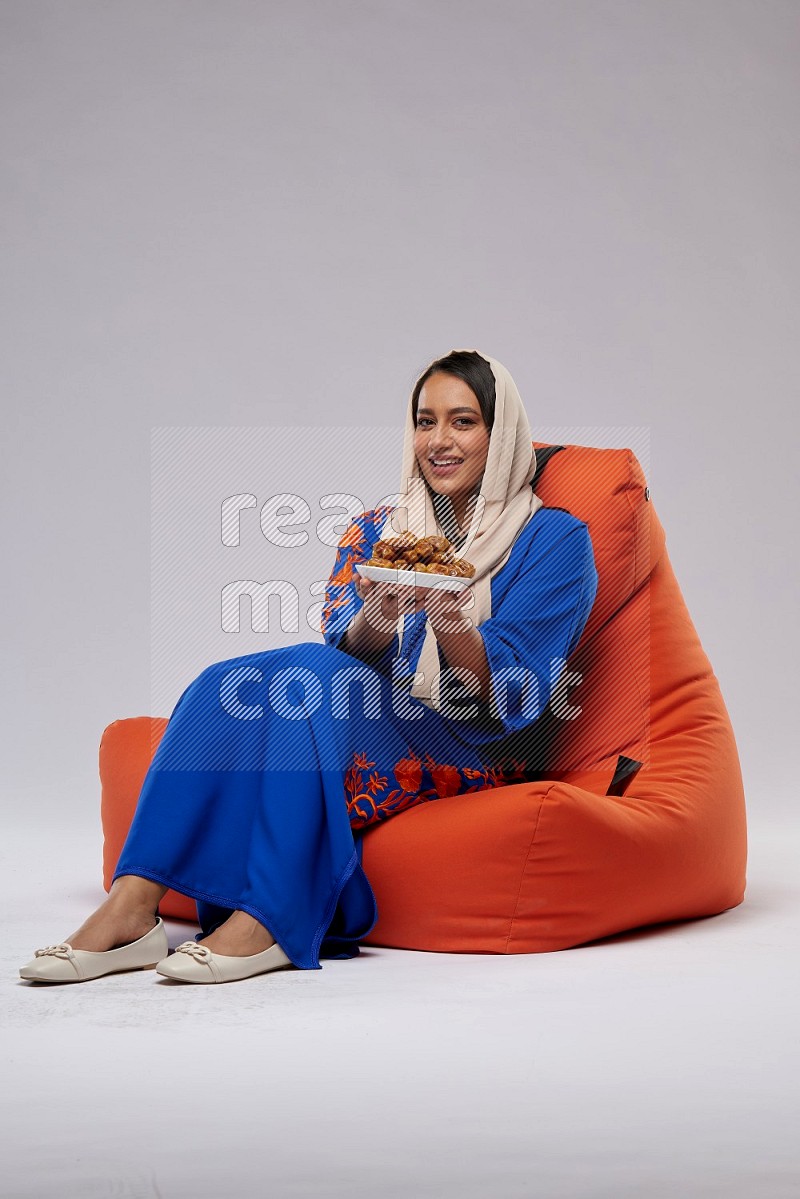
[100,442,748,952]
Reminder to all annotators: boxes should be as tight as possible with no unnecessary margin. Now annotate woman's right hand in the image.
[354,574,427,628]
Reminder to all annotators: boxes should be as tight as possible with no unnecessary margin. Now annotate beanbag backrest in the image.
[524,440,656,778]
[532,442,656,635]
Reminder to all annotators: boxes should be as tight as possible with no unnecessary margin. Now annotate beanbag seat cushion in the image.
[99,442,747,952]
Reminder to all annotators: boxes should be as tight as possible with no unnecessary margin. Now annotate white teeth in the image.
[432,459,461,465]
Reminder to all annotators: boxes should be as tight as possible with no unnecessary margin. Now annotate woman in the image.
[19,350,598,985]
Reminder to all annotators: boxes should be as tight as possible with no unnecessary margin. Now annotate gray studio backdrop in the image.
[2,1,797,823]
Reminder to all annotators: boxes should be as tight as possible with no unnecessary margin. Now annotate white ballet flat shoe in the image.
[19,917,169,983]
[155,938,294,984]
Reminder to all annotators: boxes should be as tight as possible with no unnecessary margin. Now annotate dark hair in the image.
[411,350,496,430]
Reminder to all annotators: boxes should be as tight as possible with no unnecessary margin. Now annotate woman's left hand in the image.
[423,584,475,635]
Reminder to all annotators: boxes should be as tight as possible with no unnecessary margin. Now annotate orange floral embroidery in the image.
[366,770,386,795]
[429,762,462,798]
[339,522,368,551]
[343,746,529,829]
[394,755,423,793]
[330,559,354,587]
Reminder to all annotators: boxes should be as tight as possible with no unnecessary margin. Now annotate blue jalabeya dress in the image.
[112,504,598,969]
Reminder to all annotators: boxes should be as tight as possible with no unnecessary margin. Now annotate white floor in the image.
[3,811,799,1199]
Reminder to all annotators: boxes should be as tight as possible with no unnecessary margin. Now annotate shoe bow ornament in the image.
[34,943,75,960]
[173,941,213,962]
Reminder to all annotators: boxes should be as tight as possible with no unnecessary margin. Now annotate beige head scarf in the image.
[378,350,543,711]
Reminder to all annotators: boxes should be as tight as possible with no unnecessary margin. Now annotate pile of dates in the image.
[361,531,476,577]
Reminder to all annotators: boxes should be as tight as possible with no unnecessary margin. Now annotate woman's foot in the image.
[197,910,276,957]
[63,876,168,952]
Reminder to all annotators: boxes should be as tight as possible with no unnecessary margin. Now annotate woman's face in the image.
[413,373,491,515]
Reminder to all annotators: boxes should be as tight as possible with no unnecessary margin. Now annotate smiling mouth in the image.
[429,458,463,466]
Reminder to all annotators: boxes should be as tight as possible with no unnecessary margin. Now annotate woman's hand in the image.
[354,574,427,629]
[423,584,475,635]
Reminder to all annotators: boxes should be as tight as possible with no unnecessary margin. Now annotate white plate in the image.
[355,563,471,592]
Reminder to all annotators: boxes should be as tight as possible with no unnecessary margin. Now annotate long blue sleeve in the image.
[438,515,599,748]
[320,506,400,673]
